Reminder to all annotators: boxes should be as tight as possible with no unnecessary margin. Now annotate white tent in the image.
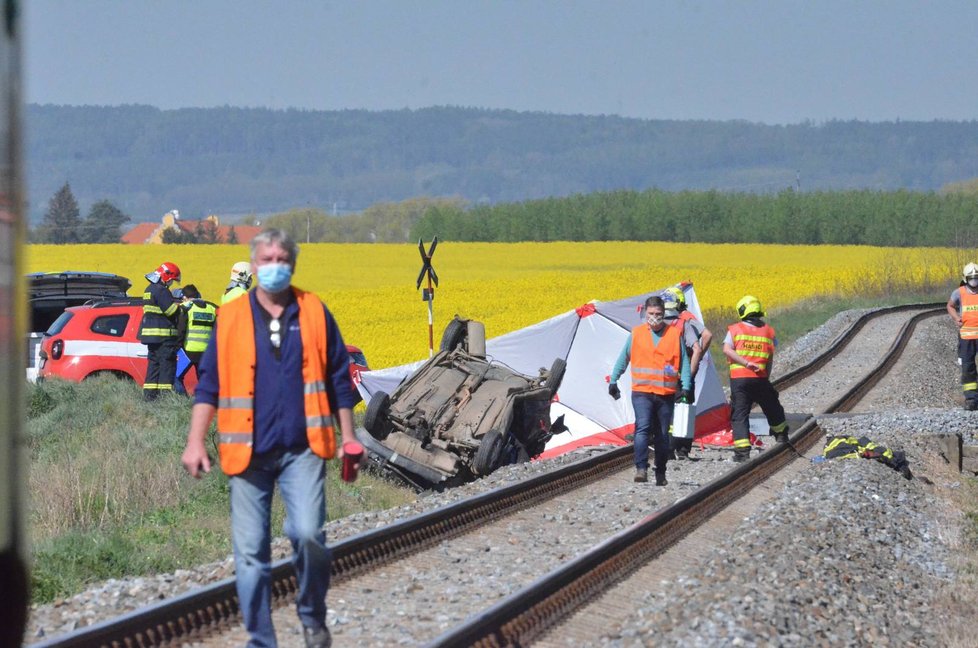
[357,283,732,459]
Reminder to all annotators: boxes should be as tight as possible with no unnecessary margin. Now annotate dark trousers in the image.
[960,338,978,403]
[631,391,674,473]
[730,377,787,452]
[144,338,180,400]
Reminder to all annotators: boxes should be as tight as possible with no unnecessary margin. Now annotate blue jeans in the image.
[631,391,674,472]
[230,447,330,648]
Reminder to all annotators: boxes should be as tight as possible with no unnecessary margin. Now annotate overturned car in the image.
[355,318,566,489]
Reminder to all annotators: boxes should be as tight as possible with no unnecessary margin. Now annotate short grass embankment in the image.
[26,377,414,604]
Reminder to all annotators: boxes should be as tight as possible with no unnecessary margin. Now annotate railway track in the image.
[32,303,943,648]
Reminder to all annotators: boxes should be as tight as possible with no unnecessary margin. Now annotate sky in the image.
[22,0,978,125]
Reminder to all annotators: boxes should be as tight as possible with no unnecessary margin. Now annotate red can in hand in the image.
[341,441,364,482]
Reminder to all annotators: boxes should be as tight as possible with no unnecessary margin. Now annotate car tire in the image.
[473,428,504,476]
[363,390,390,439]
[466,320,486,358]
[545,357,567,393]
[440,316,467,353]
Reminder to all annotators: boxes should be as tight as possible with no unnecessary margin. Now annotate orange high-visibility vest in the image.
[728,321,775,379]
[629,323,682,395]
[215,288,336,475]
[959,287,978,340]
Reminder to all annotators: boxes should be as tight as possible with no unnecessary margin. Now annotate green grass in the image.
[26,376,414,603]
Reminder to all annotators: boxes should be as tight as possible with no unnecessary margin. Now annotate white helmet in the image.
[964,263,978,281]
[230,261,253,285]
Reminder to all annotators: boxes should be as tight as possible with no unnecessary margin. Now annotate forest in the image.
[25,104,978,223]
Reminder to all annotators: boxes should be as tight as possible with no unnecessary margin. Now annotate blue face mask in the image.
[256,263,292,293]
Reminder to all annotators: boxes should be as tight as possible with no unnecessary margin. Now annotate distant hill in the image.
[24,104,978,222]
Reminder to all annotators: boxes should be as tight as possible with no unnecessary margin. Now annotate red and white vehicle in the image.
[38,298,369,398]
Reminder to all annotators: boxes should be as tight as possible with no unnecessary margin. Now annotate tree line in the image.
[410,188,978,248]
[31,183,978,249]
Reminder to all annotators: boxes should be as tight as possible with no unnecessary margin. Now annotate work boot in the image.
[965,400,978,412]
[732,450,750,463]
[774,432,789,444]
[303,624,332,648]
[634,468,648,483]
[675,446,690,460]
[654,470,668,486]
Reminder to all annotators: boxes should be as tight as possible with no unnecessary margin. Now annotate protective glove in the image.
[678,388,694,405]
[608,383,621,400]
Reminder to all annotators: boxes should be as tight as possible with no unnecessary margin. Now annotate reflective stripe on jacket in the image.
[138,281,180,343]
[959,287,978,339]
[216,288,336,475]
[728,321,775,379]
[629,323,682,395]
[184,300,218,352]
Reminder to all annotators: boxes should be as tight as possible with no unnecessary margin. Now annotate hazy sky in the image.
[23,1,978,125]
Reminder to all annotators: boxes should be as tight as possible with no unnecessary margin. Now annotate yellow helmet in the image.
[663,286,686,311]
[963,263,978,281]
[736,295,765,320]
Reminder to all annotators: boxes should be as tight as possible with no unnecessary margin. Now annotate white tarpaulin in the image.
[357,283,732,459]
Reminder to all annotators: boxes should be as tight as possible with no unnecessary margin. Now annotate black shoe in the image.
[965,401,978,411]
[732,451,749,463]
[774,432,789,444]
[654,471,668,486]
[675,446,690,460]
[634,468,648,483]
[303,624,332,648]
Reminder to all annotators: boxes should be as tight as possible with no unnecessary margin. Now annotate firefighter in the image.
[222,261,253,304]
[663,285,713,459]
[609,295,693,485]
[138,262,182,400]
[722,295,789,462]
[178,284,217,380]
[947,262,978,410]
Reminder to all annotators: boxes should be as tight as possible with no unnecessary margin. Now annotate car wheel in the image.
[473,428,504,476]
[544,357,567,393]
[440,316,467,353]
[363,391,390,439]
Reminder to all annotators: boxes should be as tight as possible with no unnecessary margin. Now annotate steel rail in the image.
[32,303,943,648]
[427,306,943,648]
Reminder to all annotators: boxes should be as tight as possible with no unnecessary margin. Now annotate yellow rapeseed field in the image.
[27,242,959,368]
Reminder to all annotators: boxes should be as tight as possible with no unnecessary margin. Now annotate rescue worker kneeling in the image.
[609,295,693,485]
[723,295,789,462]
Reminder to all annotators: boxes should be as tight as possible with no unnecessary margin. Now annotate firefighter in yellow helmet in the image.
[223,261,253,304]
[947,262,978,410]
[722,295,789,462]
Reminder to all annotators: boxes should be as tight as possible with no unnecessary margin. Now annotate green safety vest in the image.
[184,301,218,352]
[222,285,248,304]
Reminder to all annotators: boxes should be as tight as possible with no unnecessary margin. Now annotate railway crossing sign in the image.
[417,237,439,356]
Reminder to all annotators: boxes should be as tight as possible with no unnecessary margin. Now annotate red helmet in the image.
[156,262,181,285]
